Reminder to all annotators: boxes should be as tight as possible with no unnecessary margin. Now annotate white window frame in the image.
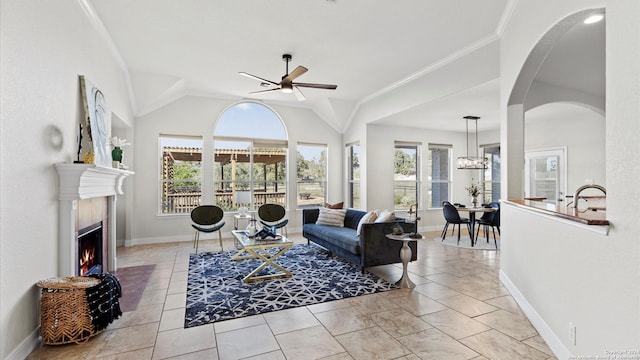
[427,143,452,209]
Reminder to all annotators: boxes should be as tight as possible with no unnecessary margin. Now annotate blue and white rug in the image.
[185,244,398,328]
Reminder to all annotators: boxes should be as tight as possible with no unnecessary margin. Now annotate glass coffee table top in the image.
[230,230,294,283]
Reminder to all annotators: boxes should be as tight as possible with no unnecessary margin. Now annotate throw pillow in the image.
[356,210,378,236]
[316,208,347,227]
[324,201,344,209]
[375,209,395,222]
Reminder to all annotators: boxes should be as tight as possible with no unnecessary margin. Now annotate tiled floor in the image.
[27,231,557,360]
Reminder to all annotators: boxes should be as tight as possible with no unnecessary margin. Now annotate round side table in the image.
[385,233,423,288]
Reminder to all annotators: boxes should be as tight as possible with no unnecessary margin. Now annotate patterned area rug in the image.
[185,244,398,328]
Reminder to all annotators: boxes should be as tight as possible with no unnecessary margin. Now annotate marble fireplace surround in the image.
[55,164,133,276]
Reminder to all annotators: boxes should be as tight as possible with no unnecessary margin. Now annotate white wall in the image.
[0,1,134,358]
[525,102,606,194]
[500,0,640,356]
[131,96,343,244]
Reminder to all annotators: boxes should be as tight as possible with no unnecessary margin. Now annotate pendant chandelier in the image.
[456,115,488,170]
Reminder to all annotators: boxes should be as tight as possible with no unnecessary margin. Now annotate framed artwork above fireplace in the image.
[80,75,111,168]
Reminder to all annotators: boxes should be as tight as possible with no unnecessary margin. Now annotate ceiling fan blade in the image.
[283,66,308,82]
[249,88,281,95]
[293,86,306,101]
[293,82,337,90]
[238,72,279,86]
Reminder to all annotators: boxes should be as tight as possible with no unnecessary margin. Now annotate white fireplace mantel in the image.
[55,163,134,276]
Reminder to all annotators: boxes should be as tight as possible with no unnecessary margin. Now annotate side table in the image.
[385,233,423,288]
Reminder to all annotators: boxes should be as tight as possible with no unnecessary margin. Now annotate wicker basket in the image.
[36,276,101,345]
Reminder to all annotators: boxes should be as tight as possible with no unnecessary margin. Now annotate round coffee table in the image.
[385,233,423,288]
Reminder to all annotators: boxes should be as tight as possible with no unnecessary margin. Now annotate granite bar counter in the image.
[505,199,609,226]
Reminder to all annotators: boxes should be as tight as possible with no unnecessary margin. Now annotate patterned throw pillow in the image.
[356,210,378,236]
[316,208,347,227]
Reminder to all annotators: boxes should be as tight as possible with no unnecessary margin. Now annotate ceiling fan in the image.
[239,54,337,101]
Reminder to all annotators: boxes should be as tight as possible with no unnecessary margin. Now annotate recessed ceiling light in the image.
[584,13,604,24]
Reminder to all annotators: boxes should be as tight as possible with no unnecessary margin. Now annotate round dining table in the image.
[454,205,496,246]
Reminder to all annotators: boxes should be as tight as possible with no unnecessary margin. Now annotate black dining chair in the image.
[440,201,454,238]
[475,202,500,249]
[442,202,471,245]
[190,205,225,253]
[258,203,288,237]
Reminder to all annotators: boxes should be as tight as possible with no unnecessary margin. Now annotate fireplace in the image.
[78,222,103,275]
[55,164,133,277]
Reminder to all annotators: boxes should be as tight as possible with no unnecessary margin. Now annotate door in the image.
[525,148,566,203]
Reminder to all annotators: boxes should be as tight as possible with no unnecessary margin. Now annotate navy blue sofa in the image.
[302,208,418,273]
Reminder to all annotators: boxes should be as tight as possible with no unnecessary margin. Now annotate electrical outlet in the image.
[569,322,576,345]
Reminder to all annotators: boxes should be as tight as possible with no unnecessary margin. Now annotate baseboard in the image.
[7,327,40,360]
[499,270,570,359]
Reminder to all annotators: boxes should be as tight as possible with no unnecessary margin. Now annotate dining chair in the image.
[190,205,225,253]
[258,203,288,237]
[475,202,500,248]
[440,201,454,238]
[442,202,471,245]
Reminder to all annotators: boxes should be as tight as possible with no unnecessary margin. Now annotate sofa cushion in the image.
[375,209,395,222]
[316,208,347,227]
[356,210,378,236]
[324,201,344,209]
[344,209,367,230]
[303,223,360,254]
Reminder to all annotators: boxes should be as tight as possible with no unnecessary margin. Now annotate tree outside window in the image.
[427,144,452,208]
[348,144,360,209]
[394,143,420,210]
[159,135,203,214]
[297,144,327,208]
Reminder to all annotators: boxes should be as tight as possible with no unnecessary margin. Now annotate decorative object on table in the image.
[108,136,131,169]
[456,115,488,169]
[238,206,248,216]
[391,222,404,235]
[245,215,260,237]
[80,75,111,168]
[466,179,481,207]
[406,203,422,238]
[255,226,278,240]
[184,244,397,327]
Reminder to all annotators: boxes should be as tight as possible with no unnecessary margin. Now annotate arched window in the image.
[213,102,288,211]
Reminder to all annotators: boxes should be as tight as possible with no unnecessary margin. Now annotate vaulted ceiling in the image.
[87,0,604,133]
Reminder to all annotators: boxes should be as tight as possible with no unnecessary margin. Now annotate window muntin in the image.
[481,144,501,203]
[159,135,203,215]
[214,139,287,211]
[427,144,452,208]
[213,102,288,212]
[297,144,327,208]
[394,143,420,210]
[347,144,360,209]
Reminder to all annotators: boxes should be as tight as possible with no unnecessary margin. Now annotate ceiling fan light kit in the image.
[239,54,337,101]
[457,115,488,170]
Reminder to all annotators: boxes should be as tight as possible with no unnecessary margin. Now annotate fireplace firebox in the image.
[78,222,103,276]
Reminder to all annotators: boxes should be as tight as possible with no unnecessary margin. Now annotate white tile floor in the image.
[27,231,557,360]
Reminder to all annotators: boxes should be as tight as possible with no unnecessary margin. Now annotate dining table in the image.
[454,205,496,246]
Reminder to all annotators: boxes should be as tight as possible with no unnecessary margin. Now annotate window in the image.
[159,135,203,214]
[394,142,420,210]
[481,144,501,203]
[427,144,452,208]
[297,143,327,208]
[213,102,288,212]
[214,139,287,211]
[347,143,360,209]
